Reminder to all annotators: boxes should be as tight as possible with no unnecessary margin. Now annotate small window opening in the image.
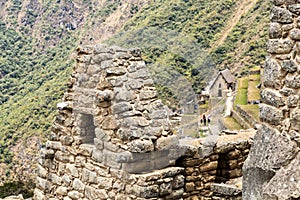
[78,114,96,144]
[218,89,222,97]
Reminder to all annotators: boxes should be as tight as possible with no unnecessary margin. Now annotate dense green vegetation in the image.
[0,181,34,198]
[0,0,269,194]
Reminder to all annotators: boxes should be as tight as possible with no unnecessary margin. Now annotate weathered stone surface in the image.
[56,186,68,196]
[262,153,300,199]
[267,39,294,54]
[261,88,285,107]
[263,57,282,89]
[67,191,83,200]
[260,104,283,125]
[128,139,154,153]
[72,178,85,192]
[270,7,293,23]
[244,124,298,171]
[281,60,298,72]
[287,95,299,107]
[291,108,300,130]
[288,3,300,14]
[285,74,300,88]
[269,23,282,38]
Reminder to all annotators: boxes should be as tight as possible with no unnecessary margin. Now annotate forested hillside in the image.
[0,0,270,194]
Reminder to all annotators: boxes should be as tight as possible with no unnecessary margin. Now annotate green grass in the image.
[223,117,243,130]
[234,77,249,107]
[0,181,34,198]
[239,104,260,121]
[248,74,260,102]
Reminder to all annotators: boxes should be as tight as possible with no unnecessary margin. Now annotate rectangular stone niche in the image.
[78,113,96,144]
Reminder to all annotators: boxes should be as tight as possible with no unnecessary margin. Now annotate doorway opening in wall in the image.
[78,113,96,144]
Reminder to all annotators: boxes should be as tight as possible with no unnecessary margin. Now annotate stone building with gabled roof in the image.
[209,69,235,99]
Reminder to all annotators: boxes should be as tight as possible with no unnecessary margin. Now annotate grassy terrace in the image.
[234,77,248,108]
[239,104,260,121]
[223,116,243,130]
[247,74,260,102]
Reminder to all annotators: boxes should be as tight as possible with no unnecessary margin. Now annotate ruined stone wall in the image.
[34,44,253,200]
[243,1,300,199]
[179,137,251,200]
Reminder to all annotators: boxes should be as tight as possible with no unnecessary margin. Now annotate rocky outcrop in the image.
[243,1,300,199]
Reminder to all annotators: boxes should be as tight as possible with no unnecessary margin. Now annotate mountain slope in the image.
[0,0,269,193]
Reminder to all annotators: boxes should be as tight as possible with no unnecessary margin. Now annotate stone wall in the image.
[178,136,251,200]
[243,1,300,199]
[34,44,253,200]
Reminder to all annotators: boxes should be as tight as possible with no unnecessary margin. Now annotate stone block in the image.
[37,164,48,178]
[50,173,62,185]
[84,186,109,200]
[133,185,159,198]
[244,124,298,171]
[261,88,285,107]
[102,150,122,169]
[288,3,300,14]
[156,135,178,150]
[72,178,85,192]
[291,108,300,130]
[106,67,127,75]
[281,60,298,72]
[200,161,218,172]
[56,186,68,196]
[101,116,119,130]
[270,7,293,23]
[260,104,283,125]
[269,23,282,38]
[46,141,64,151]
[263,57,282,89]
[185,182,195,192]
[114,87,135,102]
[287,95,299,107]
[285,74,300,89]
[140,87,157,100]
[68,191,84,200]
[62,175,72,186]
[113,180,125,192]
[97,177,113,189]
[227,149,242,159]
[172,175,185,189]
[82,168,97,183]
[55,151,71,163]
[34,189,47,200]
[267,39,294,54]
[164,188,184,199]
[160,182,172,195]
[123,161,151,173]
[128,139,154,153]
[36,177,52,192]
[78,144,94,156]
[112,102,132,114]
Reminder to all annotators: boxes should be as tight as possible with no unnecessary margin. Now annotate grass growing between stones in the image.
[223,117,243,130]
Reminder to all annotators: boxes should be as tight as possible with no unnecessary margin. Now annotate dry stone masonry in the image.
[33,44,253,200]
[243,0,300,199]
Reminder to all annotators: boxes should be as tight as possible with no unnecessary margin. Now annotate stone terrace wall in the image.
[243,1,300,199]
